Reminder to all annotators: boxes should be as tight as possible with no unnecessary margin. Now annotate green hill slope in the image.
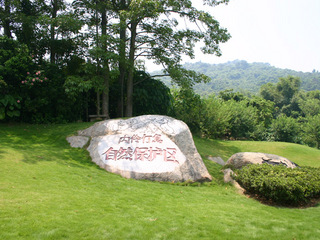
[1,123,319,239]
[153,60,320,95]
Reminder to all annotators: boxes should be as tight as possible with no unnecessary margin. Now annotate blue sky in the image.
[147,0,320,73]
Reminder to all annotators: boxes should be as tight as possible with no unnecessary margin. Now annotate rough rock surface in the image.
[70,115,212,182]
[222,168,245,194]
[66,136,89,148]
[223,168,235,183]
[226,152,298,169]
[207,156,225,166]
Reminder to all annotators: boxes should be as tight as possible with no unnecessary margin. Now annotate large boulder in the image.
[68,115,212,182]
[226,152,298,169]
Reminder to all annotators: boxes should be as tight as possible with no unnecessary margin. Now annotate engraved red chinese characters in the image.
[102,146,178,163]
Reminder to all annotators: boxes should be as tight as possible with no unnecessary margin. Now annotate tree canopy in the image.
[104,0,231,116]
[0,0,231,121]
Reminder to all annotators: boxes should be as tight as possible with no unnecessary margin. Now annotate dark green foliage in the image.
[298,90,320,116]
[133,71,173,116]
[169,82,320,149]
[0,95,21,120]
[0,36,33,120]
[107,70,174,118]
[197,93,274,140]
[202,97,258,139]
[201,95,229,138]
[0,36,34,92]
[19,63,85,123]
[0,36,89,123]
[234,164,320,206]
[269,114,301,143]
[248,96,275,127]
[302,114,320,148]
[218,89,247,102]
[260,76,302,117]
[171,88,205,132]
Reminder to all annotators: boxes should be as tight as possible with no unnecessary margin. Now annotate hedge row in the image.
[233,164,320,206]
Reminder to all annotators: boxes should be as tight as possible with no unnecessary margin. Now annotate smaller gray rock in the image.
[226,152,298,169]
[222,168,245,194]
[223,168,235,183]
[207,156,225,166]
[67,136,89,148]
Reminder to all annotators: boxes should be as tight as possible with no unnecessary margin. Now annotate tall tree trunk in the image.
[125,20,137,117]
[94,0,101,116]
[20,0,34,48]
[96,92,101,115]
[50,0,57,64]
[102,67,110,118]
[101,7,110,119]
[117,12,126,117]
[4,0,11,38]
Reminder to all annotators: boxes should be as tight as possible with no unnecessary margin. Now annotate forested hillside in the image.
[154,60,320,95]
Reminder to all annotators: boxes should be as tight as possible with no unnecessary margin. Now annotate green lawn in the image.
[1,122,320,240]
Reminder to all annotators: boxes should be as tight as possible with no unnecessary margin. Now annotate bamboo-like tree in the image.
[72,0,230,118]
[0,0,13,38]
[112,0,231,117]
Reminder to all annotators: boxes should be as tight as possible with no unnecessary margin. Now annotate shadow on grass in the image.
[0,123,251,183]
[0,122,99,170]
[193,136,241,161]
[193,136,242,184]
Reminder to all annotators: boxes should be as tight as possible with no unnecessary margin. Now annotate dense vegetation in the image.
[1,1,320,152]
[172,75,320,149]
[0,0,230,122]
[0,37,172,122]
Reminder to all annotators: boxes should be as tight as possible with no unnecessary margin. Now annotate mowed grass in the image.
[1,123,320,240]
[195,137,320,168]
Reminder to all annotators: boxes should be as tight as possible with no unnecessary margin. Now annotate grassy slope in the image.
[194,137,320,168]
[0,123,320,240]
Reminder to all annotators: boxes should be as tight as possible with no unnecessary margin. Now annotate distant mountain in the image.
[151,60,320,95]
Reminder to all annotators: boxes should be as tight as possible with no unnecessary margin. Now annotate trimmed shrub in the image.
[234,164,320,206]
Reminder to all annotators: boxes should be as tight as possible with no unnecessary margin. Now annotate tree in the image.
[248,96,274,127]
[14,0,39,52]
[260,82,282,104]
[298,90,320,117]
[0,36,33,93]
[269,114,300,143]
[276,75,301,107]
[260,75,301,117]
[132,71,173,116]
[218,89,247,102]
[0,0,14,38]
[202,96,259,139]
[0,36,32,120]
[302,114,320,148]
[73,0,119,118]
[1,0,231,122]
[71,0,230,118]
[111,0,230,117]
[172,88,205,132]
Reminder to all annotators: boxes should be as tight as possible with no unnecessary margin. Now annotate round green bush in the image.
[234,164,320,206]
